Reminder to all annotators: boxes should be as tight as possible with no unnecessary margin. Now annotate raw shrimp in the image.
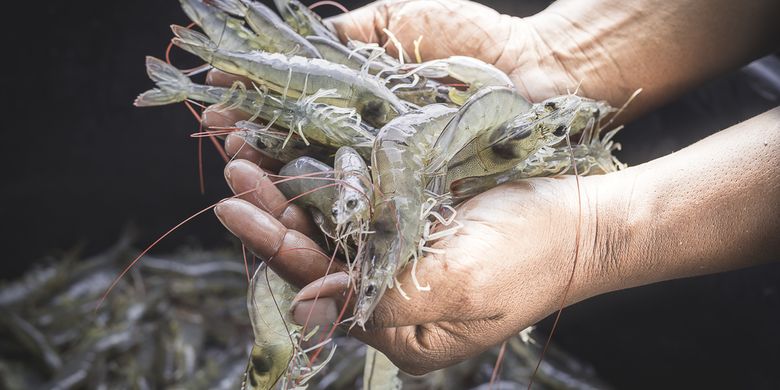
[355,104,458,327]
[179,0,267,52]
[135,57,377,155]
[243,264,332,389]
[171,25,408,127]
[276,157,339,239]
[273,0,340,42]
[208,0,322,58]
[444,94,611,185]
[450,127,625,200]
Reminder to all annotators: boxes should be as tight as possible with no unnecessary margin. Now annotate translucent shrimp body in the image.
[444,94,607,184]
[179,0,267,52]
[171,26,407,127]
[450,127,626,200]
[135,57,376,155]
[355,104,458,327]
[209,0,322,58]
[243,265,299,390]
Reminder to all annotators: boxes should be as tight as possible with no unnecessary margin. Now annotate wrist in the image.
[569,171,652,301]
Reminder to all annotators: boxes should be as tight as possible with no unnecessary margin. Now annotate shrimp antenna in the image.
[527,130,583,389]
[603,88,643,129]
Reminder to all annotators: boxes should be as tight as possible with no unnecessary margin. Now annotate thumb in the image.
[324,1,391,44]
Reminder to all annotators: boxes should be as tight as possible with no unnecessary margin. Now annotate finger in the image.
[205,69,254,88]
[201,106,249,129]
[224,159,316,237]
[224,133,284,172]
[214,198,345,287]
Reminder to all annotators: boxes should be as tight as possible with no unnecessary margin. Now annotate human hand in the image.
[213,155,613,374]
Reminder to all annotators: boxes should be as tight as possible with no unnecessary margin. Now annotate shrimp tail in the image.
[134,56,193,106]
[170,24,218,61]
[208,0,247,17]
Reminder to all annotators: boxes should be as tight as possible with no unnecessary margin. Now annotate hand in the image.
[213,156,610,374]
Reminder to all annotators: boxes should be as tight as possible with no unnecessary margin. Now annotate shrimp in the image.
[243,264,333,390]
[398,56,514,105]
[332,146,372,230]
[444,94,611,186]
[332,146,372,269]
[354,104,458,327]
[208,0,322,58]
[273,0,340,42]
[276,157,339,239]
[171,25,408,127]
[363,346,402,390]
[450,127,626,200]
[135,57,377,155]
[179,0,267,52]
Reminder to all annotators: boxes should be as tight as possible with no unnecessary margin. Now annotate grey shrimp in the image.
[355,104,459,327]
[171,25,408,127]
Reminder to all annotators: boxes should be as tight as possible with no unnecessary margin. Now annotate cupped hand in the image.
[213,156,606,374]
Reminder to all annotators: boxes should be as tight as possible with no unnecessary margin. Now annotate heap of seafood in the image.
[134,0,626,388]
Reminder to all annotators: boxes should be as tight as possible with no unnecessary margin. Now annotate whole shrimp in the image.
[355,104,459,327]
[171,25,408,127]
[444,94,612,185]
[135,57,376,155]
[450,127,626,200]
[243,265,333,390]
[208,0,322,58]
[179,0,268,52]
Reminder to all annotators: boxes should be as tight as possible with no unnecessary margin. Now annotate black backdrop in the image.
[1,1,778,388]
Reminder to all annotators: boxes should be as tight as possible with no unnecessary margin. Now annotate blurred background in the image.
[0,0,778,388]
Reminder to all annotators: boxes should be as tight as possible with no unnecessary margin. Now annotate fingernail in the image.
[201,108,214,127]
[292,297,338,328]
[224,134,240,157]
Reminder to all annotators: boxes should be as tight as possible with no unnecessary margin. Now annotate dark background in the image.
[1,0,778,389]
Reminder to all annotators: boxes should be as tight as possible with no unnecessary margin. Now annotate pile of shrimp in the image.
[133,0,628,388]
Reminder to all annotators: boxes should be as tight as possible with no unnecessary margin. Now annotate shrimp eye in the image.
[364,284,377,297]
[545,101,557,110]
[553,125,567,137]
[289,2,299,10]
[346,199,357,209]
